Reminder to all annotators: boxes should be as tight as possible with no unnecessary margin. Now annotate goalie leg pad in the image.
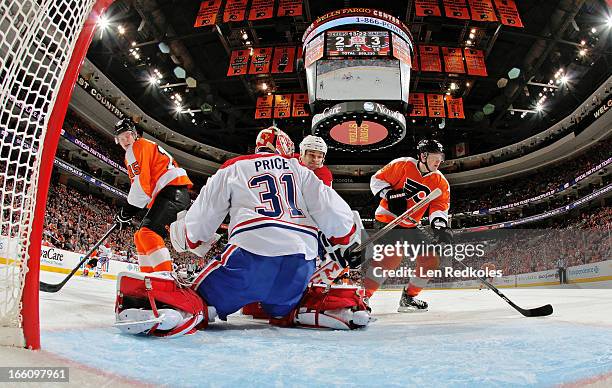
[293,284,372,330]
[115,271,216,337]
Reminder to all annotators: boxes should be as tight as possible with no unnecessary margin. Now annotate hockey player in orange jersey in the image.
[367,139,452,312]
[113,118,192,273]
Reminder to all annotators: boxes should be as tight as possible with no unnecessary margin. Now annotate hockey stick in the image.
[40,222,118,293]
[352,188,442,253]
[406,216,553,318]
[310,189,442,284]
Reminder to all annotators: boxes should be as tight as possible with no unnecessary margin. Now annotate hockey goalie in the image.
[114,127,371,336]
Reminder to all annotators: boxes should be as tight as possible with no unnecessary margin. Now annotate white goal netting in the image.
[0,0,100,347]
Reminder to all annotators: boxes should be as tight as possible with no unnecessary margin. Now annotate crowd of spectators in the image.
[379,205,610,287]
[39,176,227,270]
[452,139,611,214]
[63,109,125,167]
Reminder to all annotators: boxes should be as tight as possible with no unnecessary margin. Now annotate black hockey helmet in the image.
[417,139,444,155]
[114,118,137,137]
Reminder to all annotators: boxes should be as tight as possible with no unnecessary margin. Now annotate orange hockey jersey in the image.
[370,157,450,228]
[124,138,192,208]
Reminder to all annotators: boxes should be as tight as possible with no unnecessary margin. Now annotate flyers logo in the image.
[403,178,431,203]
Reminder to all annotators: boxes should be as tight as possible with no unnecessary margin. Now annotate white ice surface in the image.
[1,271,611,387]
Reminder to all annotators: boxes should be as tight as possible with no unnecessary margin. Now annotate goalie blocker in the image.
[114,271,371,336]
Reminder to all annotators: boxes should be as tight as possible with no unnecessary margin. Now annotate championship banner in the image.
[468,0,497,22]
[419,45,442,72]
[248,0,274,20]
[271,46,296,73]
[494,0,523,27]
[223,0,248,23]
[248,47,273,74]
[292,93,309,117]
[464,48,487,76]
[194,0,222,27]
[392,33,411,64]
[409,93,427,117]
[255,95,273,119]
[274,94,292,119]
[446,95,465,118]
[278,0,302,17]
[443,0,471,19]
[227,49,250,76]
[427,94,446,117]
[415,0,442,17]
[442,47,465,73]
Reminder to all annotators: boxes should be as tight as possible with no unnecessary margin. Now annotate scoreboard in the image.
[326,31,390,57]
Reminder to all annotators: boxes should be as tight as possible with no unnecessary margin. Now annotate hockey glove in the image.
[430,217,453,244]
[318,230,363,269]
[115,204,139,230]
[385,189,408,216]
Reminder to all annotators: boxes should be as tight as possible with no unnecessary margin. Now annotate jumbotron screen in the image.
[326,31,390,57]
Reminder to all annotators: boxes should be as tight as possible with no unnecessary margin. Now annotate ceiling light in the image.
[117,25,125,35]
[261,82,268,90]
[466,40,472,45]
[591,27,597,33]
[470,28,476,34]
[466,82,471,87]
[535,103,543,112]
[560,75,569,84]
[450,82,457,90]
[242,32,248,40]
[580,40,586,46]
[607,16,612,28]
[148,75,158,85]
[579,49,587,56]
[97,15,110,30]
[469,33,475,39]
[245,40,251,45]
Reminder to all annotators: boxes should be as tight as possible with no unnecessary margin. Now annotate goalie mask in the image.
[255,126,295,157]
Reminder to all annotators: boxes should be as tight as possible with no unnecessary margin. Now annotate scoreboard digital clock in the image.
[326,31,390,57]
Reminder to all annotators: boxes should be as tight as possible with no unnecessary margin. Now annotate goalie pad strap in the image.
[116,272,207,337]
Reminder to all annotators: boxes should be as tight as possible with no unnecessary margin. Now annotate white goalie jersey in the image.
[184,152,356,260]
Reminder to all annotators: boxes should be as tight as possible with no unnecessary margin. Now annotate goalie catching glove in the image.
[170,210,220,257]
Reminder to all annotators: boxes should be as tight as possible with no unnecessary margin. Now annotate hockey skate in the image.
[397,288,428,312]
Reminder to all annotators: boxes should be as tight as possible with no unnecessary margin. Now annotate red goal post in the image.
[0,0,114,350]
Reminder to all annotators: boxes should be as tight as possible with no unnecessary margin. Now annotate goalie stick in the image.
[310,188,442,284]
[404,215,553,318]
[40,222,118,293]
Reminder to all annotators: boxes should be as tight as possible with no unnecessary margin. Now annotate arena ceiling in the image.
[85,0,612,165]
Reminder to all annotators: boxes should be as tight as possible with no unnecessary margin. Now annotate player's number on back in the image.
[249,173,304,218]
[156,145,175,170]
